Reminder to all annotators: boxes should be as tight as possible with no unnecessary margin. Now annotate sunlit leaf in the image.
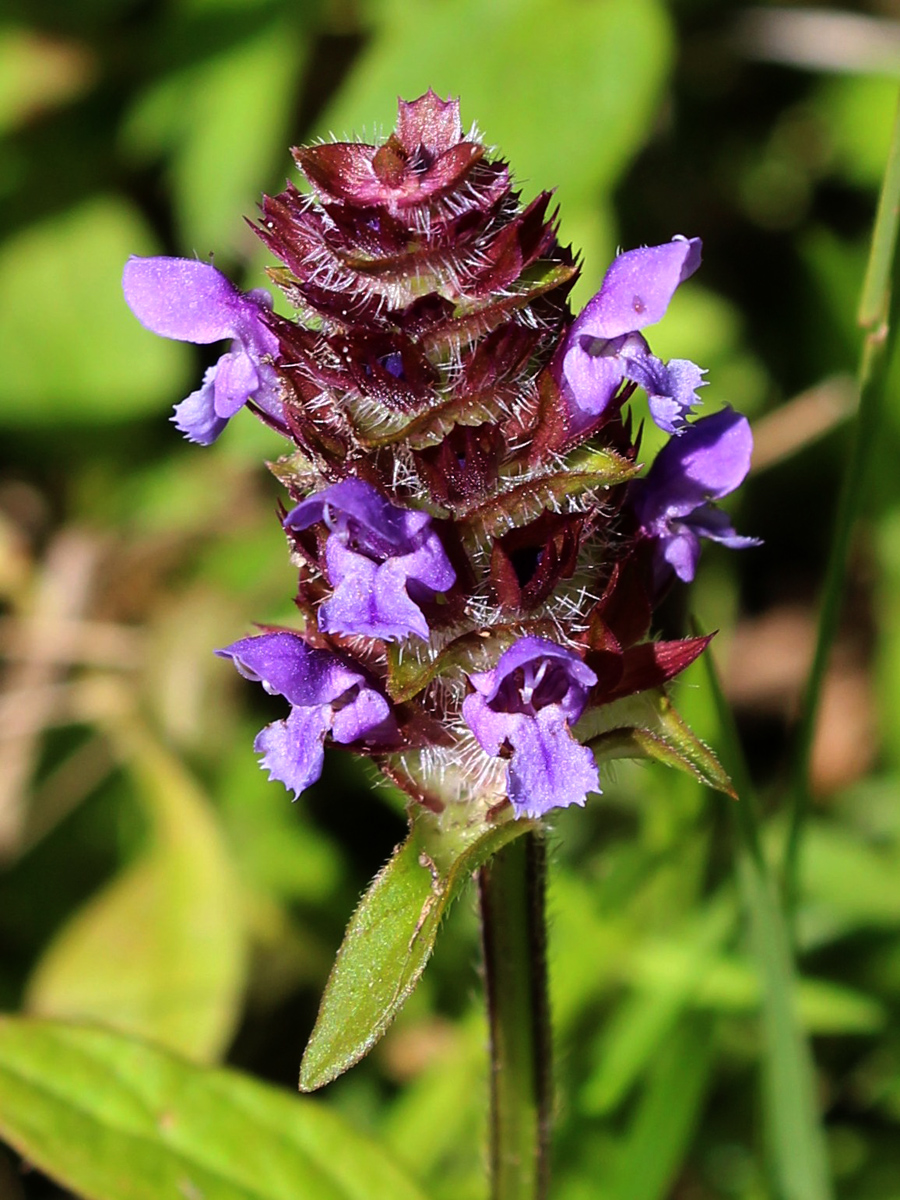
[581,898,732,1115]
[702,647,835,1200]
[0,1017,429,1200]
[300,812,535,1091]
[608,1012,715,1200]
[122,22,306,256]
[0,199,186,425]
[26,718,245,1063]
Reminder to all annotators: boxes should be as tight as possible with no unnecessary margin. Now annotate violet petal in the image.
[217,631,365,707]
[172,366,229,445]
[463,636,600,817]
[331,686,396,744]
[623,355,707,435]
[505,707,600,818]
[123,256,243,343]
[571,237,702,341]
[253,706,329,800]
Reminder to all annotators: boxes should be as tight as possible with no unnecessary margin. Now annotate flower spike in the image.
[125,94,755,824]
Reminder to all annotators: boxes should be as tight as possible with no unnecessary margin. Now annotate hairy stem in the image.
[478,830,551,1200]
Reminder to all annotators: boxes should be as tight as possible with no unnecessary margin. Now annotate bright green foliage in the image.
[0,200,186,424]
[4,3,900,1199]
[579,687,736,798]
[25,718,246,1063]
[0,1018,429,1200]
[301,814,535,1091]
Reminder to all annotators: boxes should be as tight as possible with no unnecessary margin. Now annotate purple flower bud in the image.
[122,257,283,444]
[462,636,600,818]
[284,478,456,641]
[561,237,705,434]
[217,631,396,799]
[631,406,759,584]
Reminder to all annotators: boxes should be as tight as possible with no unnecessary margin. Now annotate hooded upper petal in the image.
[637,406,755,519]
[217,630,367,706]
[123,257,246,343]
[560,239,704,431]
[571,238,702,341]
[219,631,397,799]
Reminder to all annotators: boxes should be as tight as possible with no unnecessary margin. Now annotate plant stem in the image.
[478,830,551,1200]
[783,85,900,908]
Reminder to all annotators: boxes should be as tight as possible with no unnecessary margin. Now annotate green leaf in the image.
[701,645,834,1200]
[0,1017,429,1200]
[608,1012,715,1200]
[577,688,736,798]
[784,86,900,898]
[0,28,92,135]
[25,718,245,1064]
[122,22,305,256]
[300,812,535,1091]
[582,898,732,1115]
[628,940,884,1034]
[0,199,187,425]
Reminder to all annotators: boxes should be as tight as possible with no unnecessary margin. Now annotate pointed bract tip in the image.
[396,90,463,155]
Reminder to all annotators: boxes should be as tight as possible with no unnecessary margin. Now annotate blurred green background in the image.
[2,1,900,1197]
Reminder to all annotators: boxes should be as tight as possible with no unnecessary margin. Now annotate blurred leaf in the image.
[578,687,735,798]
[608,1012,715,1200]
[122,20,306,254]
[26,715,245,1063]
[318,0,672,305]
[216,732,343,907]
[702,645,834,1200]
[649,284,769,420]
[0,28,95,134]
[817,74,899,191]
[875,514,900,764]
[630,941,884,1034]
[300,813,534,1091]
[0,198,186,425]
[798,821,900,935]
[0,1017,429,1200]
[582,898,732,1115]
[382,1012,486,1191]
[786,89,900,899]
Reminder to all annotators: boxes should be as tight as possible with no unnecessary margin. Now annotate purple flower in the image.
[631,406,759,585]
[217,631,396,799]
[283,478,456,641]
[462,636,600,818]
[122,256,283,444]
[560,237,705,435]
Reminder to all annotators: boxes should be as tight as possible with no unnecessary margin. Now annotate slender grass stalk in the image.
[700,636,834,1200]
[784,86,900,902]
[478,831,551,1200]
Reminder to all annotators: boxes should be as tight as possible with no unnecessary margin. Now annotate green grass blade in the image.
[784,86,900,899]
[608,1012,716,1200]
[700,638,834,1200]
